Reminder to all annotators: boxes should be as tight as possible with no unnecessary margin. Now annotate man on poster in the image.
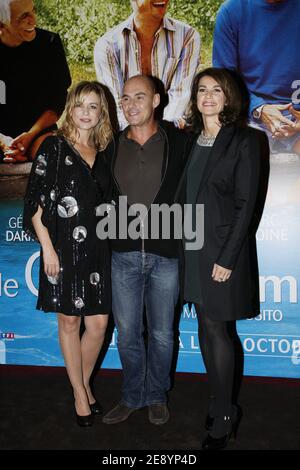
[213,0,300,154]
[0,0,71,163]
[94,0,200,129]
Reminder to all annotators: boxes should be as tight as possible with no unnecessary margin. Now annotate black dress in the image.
[23,135,111,316]
[184,143,211,306]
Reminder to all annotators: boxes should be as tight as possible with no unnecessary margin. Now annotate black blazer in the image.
[176,124,269,321]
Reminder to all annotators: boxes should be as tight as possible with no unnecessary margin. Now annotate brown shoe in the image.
[148,403,169,425]
[102,403,136,424]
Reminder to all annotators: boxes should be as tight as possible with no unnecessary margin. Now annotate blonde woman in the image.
[23,81,113,427]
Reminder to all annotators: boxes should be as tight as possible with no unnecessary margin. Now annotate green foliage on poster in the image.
[35,0,222,65]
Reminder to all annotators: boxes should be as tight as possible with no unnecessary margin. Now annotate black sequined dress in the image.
[23,135,111,316]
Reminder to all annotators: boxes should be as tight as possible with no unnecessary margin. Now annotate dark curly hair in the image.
[186,67,249,133]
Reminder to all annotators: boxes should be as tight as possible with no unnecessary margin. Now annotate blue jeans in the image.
[111,251,179,408]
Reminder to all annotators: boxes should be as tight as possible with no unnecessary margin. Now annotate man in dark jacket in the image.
[94,75,190,425]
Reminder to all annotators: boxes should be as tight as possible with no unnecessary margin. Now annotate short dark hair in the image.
[186,67,248,133]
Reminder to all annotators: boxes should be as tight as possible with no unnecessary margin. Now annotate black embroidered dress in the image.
[23,135,111,316]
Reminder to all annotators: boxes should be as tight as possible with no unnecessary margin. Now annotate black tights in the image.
[195,304,235,422]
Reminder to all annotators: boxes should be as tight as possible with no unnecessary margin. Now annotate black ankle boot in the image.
[205,396,216,431]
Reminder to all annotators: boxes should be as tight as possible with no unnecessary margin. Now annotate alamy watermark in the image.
[291,79,300,105]
[95,196,204,251]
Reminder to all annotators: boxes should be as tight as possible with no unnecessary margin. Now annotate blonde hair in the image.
[59,81,113,151]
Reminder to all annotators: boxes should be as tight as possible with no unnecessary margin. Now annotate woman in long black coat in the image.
[177,68,269,450]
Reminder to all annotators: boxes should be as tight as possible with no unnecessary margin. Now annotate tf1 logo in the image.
[0,332,15,340]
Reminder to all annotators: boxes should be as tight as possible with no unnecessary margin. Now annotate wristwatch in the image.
[253,104,265,120]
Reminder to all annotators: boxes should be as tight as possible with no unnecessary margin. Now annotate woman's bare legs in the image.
[57,313,108,415]
[57,313,90,416]
[82,314,109,404]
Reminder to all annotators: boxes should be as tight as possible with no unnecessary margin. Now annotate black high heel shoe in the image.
[202,405,242,451]
[89,399,103,416]
[75,411,94,427]
[74,400,94,427]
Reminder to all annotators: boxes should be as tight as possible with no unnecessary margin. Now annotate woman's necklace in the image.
[197,130,217,147]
